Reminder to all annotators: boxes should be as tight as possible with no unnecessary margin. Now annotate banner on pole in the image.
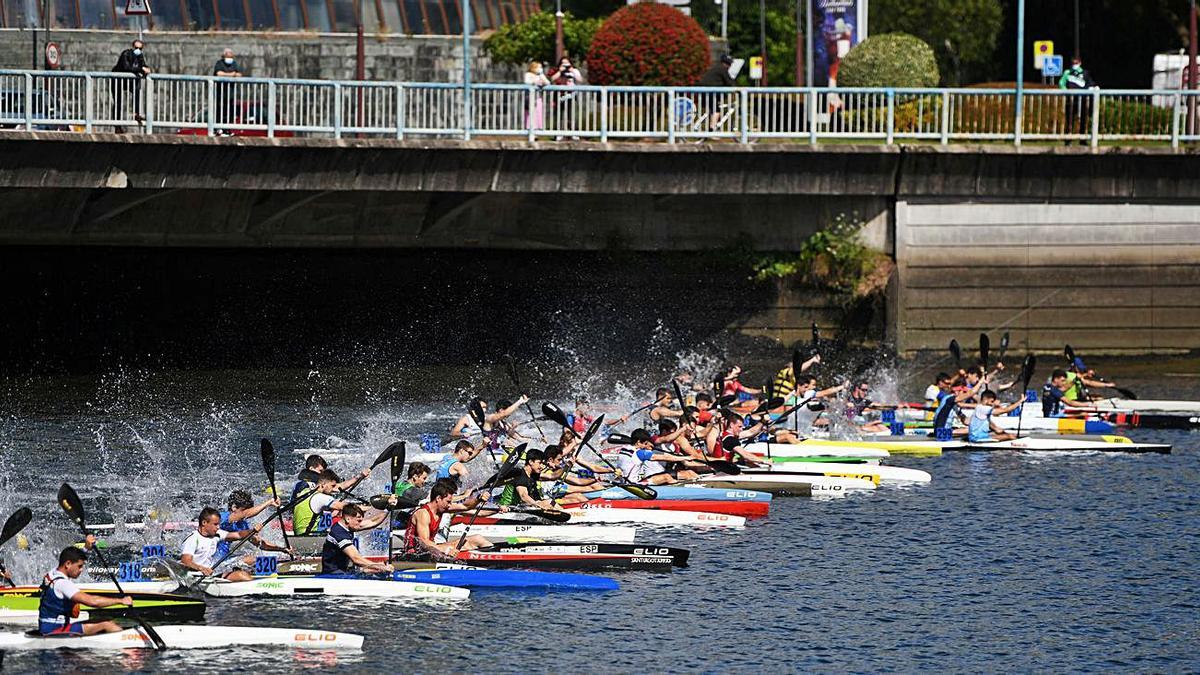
[811,0,865,87]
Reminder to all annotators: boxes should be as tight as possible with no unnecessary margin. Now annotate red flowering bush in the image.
[586,3,711,86]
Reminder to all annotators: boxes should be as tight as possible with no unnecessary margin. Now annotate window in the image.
[149,0,190,29]
[328,0,355,30]
[303,0,330,29]
[52,0,78,28]
[77,0,114,27]
[400,0,421,32]
[215,0,247,28]
[183,0,215,28]
[277,0,303,28]
[376,0,402,33]
[248,0,278,29]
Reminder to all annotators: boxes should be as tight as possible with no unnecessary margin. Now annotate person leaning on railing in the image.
[523,61,551,132]
[111,39,152,133]
[1059,57,1097,145]
[213,48,244,136]
[547,56,584,140]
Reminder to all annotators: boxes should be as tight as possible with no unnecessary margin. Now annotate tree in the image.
[484,12,604,67]
[692,0,800,86]
[871,0,1003,85]
[838,33,940,88]
[587,3,711,86]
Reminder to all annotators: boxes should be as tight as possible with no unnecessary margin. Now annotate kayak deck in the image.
[0,625,365,650]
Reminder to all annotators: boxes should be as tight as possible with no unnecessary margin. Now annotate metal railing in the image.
[1,70,1199,147]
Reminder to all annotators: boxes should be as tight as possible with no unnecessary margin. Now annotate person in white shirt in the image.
[180,507,265,581]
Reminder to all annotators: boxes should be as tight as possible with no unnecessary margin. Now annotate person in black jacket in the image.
[699,54,736,88]
[111,39,152,132]
[694,54,736,132]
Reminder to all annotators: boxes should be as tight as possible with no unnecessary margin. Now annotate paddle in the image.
[1063,344,1094,401]
[503,354,546,442]
[673,380,742,474]
[608,432,742,476]
[997,331,1010,364]
[1015,354,1037,439]
[468,400,499,465]
[507,506,573,523]
[623,391,670,422]
[542,402,656,500]
[259,439,292,558]
[454,443,525,550]
[720,435,766,468]
[979,333,990,371]
[949,339,962,368]
[57,484,166,650]
[298,442,404,536]
[386,447,408,563]
[0,507,32,587]
[547,415,607,498]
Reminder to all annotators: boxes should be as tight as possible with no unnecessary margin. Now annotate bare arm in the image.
[72,591,132,609]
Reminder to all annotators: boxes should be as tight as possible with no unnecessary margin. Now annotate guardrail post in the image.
[886,89,895,145]
[667,89,676,144]
[940,90,950,145]
[600,87,608,143]
[1013,90,1022,146]
[23,73,33,131]
[808,89,818,145]
[739,88,749,144]
[1090,89,1100,148]
[333,83,343,139]
[267,81,277,138]
[206,77,216,136]
[145,76,155,134]
[84,74,94,133]
[1171,92,1181,149]
[396,83,405,139]
[527,86,536,142]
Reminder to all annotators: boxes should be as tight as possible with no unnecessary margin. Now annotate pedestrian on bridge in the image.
[111,39,152,134]
[213,48,244,135]
[1059,57,1097,144]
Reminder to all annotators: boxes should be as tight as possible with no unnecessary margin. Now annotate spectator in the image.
[699,54,736,87]
[547,56,584,139]
[696,54,736,132]
[1059,56,1097,144]
[523,61,550,132]
[111,39,151,133]
[213,48,244,135]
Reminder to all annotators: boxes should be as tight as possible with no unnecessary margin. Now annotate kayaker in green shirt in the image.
[392,462,431,503]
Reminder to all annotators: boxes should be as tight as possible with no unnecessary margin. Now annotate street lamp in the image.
[462,0,472,139]
[1014,0,1025,143]
[555,0,564,64]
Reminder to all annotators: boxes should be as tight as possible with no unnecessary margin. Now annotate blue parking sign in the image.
[1043,55,1063,77]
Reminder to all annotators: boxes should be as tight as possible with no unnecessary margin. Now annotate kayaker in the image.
[180,507,269,581]
[615,429,700,484]
[649,387,683,424]
[844,380,889,433]
[709,412,771,466]
[924,373,952,406]
[401,481,493,561]
[392,462,431,503]
[784,374,845,433]
[292,454,327,503]
[967,390,1022,442]
[539,444,603,504]
[292,468,371,536]
[496,448,559,510]
[931,371,987,437]
[1065,357,1118,401]
[219,489,293,560]
[570,398,595,434]
[1043,369,1097,416]
[772,353,820,398]
[38,544,131,636]
[436,440,482,488]
[721,365,761,401]
[448,396,529,439]
[320,503,393,575]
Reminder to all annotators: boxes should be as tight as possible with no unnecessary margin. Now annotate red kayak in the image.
[569,498,768,518]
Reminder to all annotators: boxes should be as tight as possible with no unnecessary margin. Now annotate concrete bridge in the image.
[0,132,1197,356]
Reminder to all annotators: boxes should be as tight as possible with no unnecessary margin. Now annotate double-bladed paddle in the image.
[298,442,405,535]
[542,401,657,500]
[1064,344,1137,399]
[979,333,990,371]
[949,339,962,368]
[1015,354,1037,439]
[608,432,742,476]
[503,354,547,442]
[997,331,1010,364]
[57,484,166,650]
[468,401,500,465]
[259,439,293,558]
[0,507,32,587]
[454,443,526,550]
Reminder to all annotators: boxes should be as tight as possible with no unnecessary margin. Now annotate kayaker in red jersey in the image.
[706,411,771,466]
[402,480,493,562]
[720,365,761,401]
[570,398,595,434]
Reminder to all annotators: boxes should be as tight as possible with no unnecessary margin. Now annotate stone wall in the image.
[0,27,521,83]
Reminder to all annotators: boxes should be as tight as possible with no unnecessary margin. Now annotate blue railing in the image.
[1,69,1198,146]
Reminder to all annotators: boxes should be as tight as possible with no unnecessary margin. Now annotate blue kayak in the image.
[585,485,772,502]
[391,569,619,591]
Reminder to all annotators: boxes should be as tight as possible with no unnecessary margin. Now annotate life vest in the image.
[38,572,80,631]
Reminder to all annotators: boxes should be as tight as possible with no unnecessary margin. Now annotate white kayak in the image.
[0,625,365,650]
[1089,398,1200,414]
[560,507,746,528]
[692,473,876,496]
[741,441,892,458]
[957,436,1171,454]
[444,524,637,544]
[760,461,932,484]
[198,575,469,600]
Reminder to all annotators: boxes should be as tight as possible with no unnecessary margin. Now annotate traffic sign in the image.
[124,0,152,15]
[748,56,763,80]
[44,42,60,69]
[1042,55,1063,77]
[1033,40,1053,69]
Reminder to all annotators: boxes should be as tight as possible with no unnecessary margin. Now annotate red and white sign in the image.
[44,42,61,69]
[124,0,152,15]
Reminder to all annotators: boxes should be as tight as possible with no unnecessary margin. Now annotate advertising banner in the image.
[812,0,867,87]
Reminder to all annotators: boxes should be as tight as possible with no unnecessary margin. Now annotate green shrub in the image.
[753,214,888,304]
[484,12,604,67]
[837,33,940,89]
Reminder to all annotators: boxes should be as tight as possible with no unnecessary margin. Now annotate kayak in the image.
[0,625,365,650]
[570,498,768,518]
[764,459,932,484]
[988,416,1115,434]
[391,568,619,591]
[486,541,689,567]
[444,524,637,544]
[387,548,680,571]
[1102,411,1200,430]
[1090,398,1200,414]
[956,435,1171,454]
[583,485,772,503]
[0,587,205,625]
[197,575,470,599]
[692,473,877,496]
[712,442,892,459]
[452,509,746,528]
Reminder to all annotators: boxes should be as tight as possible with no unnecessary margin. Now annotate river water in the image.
[0,365,1197,672]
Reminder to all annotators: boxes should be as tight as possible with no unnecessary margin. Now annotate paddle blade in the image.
[673,380,689,424]
[370,494,418,510]
[998,332,1010,359]
[469,399,487,427]
[979,333,990,368]
[716,394,737,408]
[707,460,741,476]
[721,436,739,452]
[579,414,605,449]
[297,468,321,483]
[1020,354,1037,391]
[792,349,803,382]
[0,508,32,547]
[607,432,634,445]
[1115,387,1137,400]
[390,451,404,491]
[57,483,86,532]
[373,441,405,470]
[949,339,962,366]
[618,483,658,500]
[1064,344,1076,365]
[541,401,570,429]
[529,508,572,524]
[501,443,525,475]
[260,438,276,480]
[811,321,820,347]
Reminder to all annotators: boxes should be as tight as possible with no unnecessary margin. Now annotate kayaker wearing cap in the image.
[400,481,493,562]
[292,467,372,535]
[180,507,268,581]
[219,490,293,560]
[320,503,393,575]
[967,390,1022,442]
[38,543,131,636]
[497,448,559,510]
[1065,357,1118,401]
[616,429,702,485]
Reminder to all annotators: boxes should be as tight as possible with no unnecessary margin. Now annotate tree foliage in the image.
[483,12,604,67]
[586,3,711,86]
[870,0,1002,85]
[691,0,800,86]
[838,32,940,88]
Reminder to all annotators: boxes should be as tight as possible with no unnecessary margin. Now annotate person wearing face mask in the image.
[111,39,152,133]
[547,56,584,140]
[523,61,550,131]
[213,48,244,136]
